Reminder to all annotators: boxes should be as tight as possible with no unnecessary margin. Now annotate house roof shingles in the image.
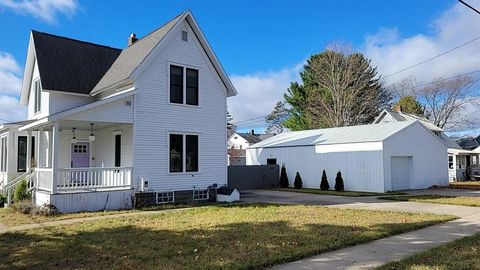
[32,31,121,95]
[236,133,263,144]
[91,12,184,93]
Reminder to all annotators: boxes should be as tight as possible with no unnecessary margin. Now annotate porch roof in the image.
[19,90,135,132]
[448,148,478,155]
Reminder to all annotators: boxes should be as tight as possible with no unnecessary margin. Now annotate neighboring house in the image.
[227,148,246,166]
[456,136,480,180]
[247,121,448,192]
[227,131,274,165]
[457,136,480,150]
[373,108,479,181]
[0,11,237,212]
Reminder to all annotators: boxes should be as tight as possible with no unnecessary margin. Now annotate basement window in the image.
[156,192,174,204]
[193,189,208,200]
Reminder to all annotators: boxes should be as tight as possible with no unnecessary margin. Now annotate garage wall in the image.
[247,144,385,192]
[383,122,448,191]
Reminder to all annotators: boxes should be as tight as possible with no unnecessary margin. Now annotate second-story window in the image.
[170,65,199,106]
[34,80,41,113]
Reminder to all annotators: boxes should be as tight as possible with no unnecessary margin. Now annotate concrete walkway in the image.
[242,189,480,269]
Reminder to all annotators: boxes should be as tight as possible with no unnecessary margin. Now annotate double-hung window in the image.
[34,80,41,113]
[169,134,199,173]
[169,65,199,106]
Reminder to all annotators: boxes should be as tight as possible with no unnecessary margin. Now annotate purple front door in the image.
[71,142,90,168]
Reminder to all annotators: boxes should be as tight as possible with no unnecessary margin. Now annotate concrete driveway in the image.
[241,189,480,217]
[241,189,480,269]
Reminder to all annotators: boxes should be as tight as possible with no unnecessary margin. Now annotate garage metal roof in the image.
[249,121,416,149]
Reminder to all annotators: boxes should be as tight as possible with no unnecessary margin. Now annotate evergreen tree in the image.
[283,48,390,129]
[294,172,303,189]
[279,165,289,188]
[394,96,424,115]
[320,170,330,190]
[265,101,289,134]
[334,171,345,191]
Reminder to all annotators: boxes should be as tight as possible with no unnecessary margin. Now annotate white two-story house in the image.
[0,11,237,212]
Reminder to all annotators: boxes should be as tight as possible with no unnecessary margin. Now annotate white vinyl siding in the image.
[0,136,7,172]
[133,20,227,191]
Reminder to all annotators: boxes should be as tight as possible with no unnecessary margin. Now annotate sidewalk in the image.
[271,213,480,269]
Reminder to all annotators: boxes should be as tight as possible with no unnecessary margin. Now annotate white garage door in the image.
[391,156,412,191]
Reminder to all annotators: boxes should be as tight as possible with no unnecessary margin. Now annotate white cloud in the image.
[0,51,26,123]
[0,52,22,96]
[0,0,78,23]
[0,95,26,122]
[364,3,480,84]
[228,63,303,130]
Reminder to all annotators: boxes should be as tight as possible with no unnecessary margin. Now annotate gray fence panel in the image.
[228,165,279,190]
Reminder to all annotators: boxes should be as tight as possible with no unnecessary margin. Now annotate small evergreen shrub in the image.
[320,170,329,190]
[14,179,31,202]
[279,165,289,188]
[334,171,345,191]
[294,172,303,189]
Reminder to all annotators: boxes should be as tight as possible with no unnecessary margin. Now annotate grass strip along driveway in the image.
[0,204,453,270]
[275,187,404,197]
[378,233,480,270]
[379,195,480,207]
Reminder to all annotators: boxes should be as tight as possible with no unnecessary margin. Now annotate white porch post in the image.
[38,128,43,168]
[26,130,32,171]
[47,130,52,168]
[51,122,59,194]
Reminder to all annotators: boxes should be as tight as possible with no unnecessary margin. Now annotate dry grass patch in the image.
[275,187,404,197]
[378,233,480,270]
[0,204,205,227]
[379,195,480,207]
[0,204,454,270]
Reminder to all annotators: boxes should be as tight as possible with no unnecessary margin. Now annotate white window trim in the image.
[156,191,175,204]
[167,131,201,175]
[193,189,209,200]
[167,62,201,108]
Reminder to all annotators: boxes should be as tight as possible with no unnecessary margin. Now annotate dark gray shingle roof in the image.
[32,31,121,94]
[237,133,263,144]
[457,136,480,150]
[92,12,184,93]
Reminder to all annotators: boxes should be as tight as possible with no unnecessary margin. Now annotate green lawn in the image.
[275,187,404,197]
[0,204,454,270]
[379,195,480,207]
[378,233,480,270]
[0,203,208,227]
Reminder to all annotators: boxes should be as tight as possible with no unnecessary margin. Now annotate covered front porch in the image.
[24,120,134,195]
[448,149,480,181]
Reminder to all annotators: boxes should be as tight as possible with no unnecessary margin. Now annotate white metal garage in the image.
[246,121,448,192]
[391,156,412,191]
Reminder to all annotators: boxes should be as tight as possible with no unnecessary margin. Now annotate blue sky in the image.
[0,0,479,134]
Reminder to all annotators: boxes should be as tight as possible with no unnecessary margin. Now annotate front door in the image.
[71,142,90,168]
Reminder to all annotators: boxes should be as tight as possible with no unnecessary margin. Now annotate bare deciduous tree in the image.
[414,76,480,130]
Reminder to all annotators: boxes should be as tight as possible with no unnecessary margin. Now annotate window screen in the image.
[170,65,183,104]
[186,135,198,172]
[170,134,183,172]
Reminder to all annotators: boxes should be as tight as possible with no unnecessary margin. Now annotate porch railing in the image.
[35,168,53,192]
[56,167,132,191]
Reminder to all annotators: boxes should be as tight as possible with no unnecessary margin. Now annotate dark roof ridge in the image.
[31,30,121,51]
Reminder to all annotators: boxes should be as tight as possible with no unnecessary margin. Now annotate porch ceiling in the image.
[58,120,131,131]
